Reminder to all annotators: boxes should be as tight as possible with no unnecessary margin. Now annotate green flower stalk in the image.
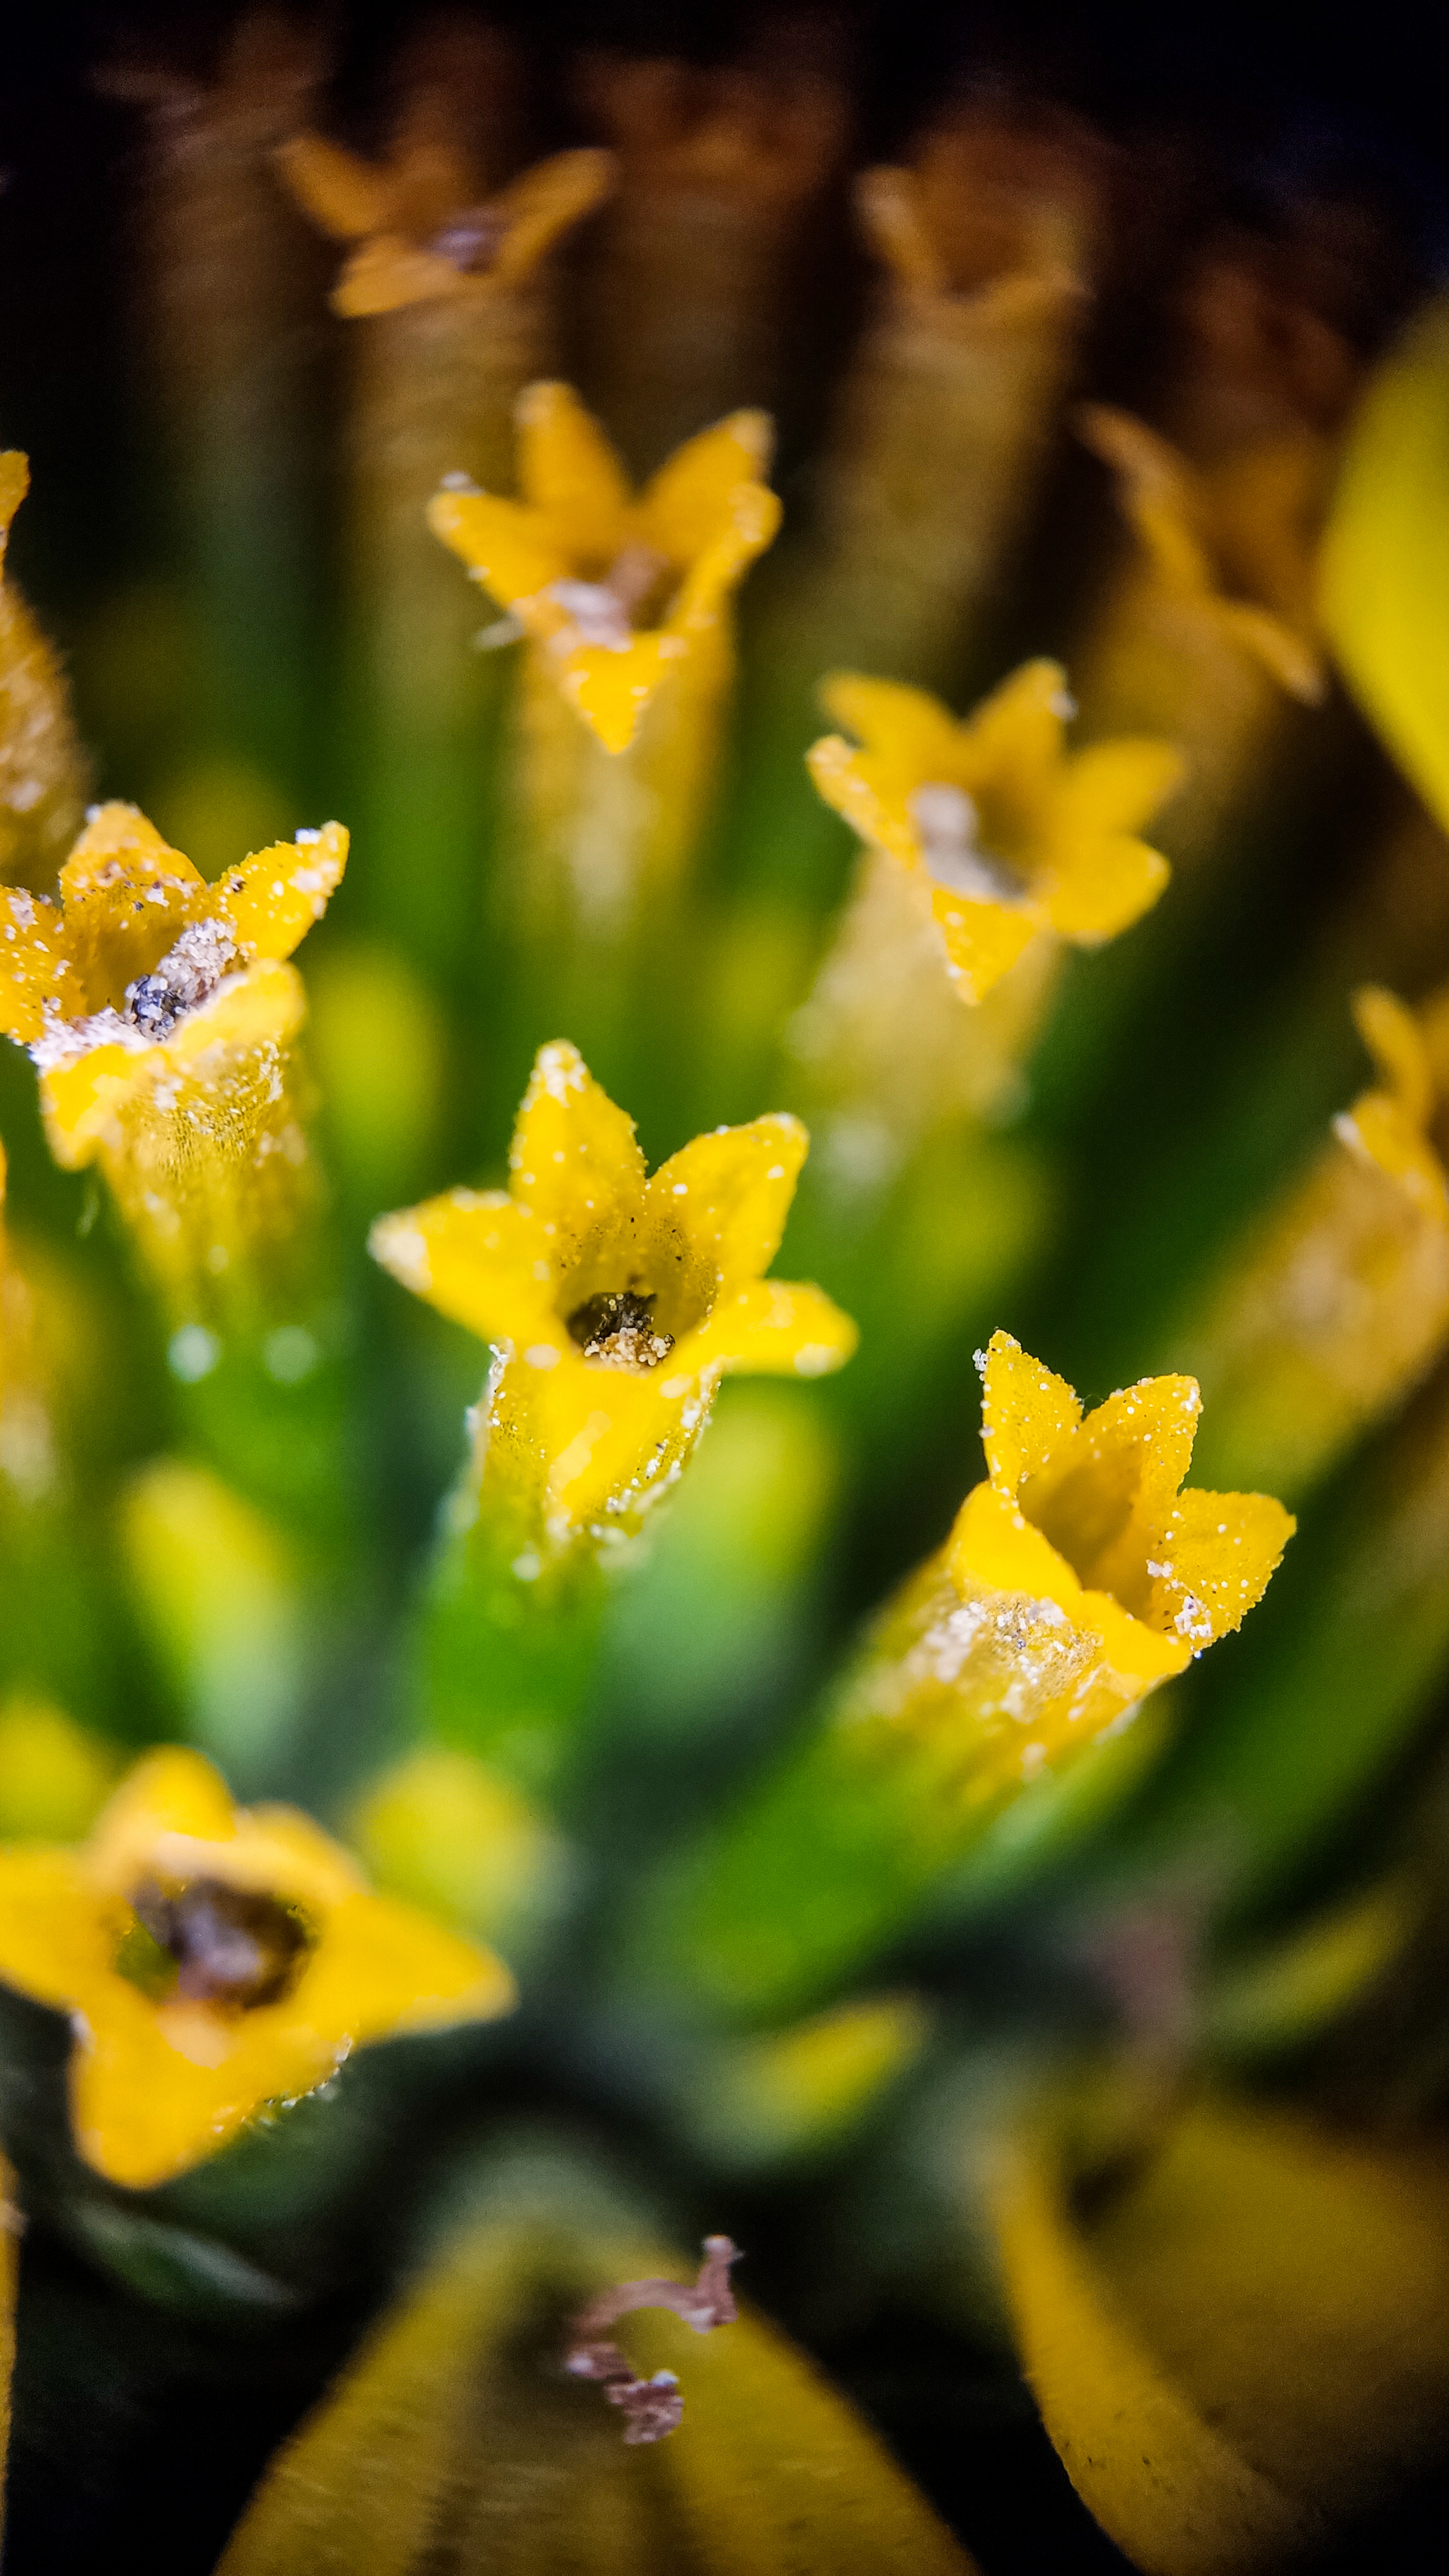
[369,1040,855,1794]
[277,31,613,989]
[631,1333,1291,2021]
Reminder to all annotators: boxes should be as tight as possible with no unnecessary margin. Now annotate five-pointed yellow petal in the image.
[809,661,1182,1004]
[371,1041,855,1540]
[0,802,346,1169]
[428,386,780,753]
[952,1330,1294,1693]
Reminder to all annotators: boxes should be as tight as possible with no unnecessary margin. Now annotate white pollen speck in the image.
[672,1182,688,1195]
[766,1165,784,1179]
[524,1344,560,1369]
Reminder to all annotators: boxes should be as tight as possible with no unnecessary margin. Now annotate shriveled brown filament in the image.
[563,2234,740,2442]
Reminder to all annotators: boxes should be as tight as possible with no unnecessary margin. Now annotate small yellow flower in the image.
[370,1040,856,1544]
[1078,403,1329,704]
[427,384,781,752]
[807,660,1183,1005]
[0,1747,514,2190]
[945,1331,1295,1722]
[0,800,346,1172]
[1336,983,1449,1226]
[277,128,613,319]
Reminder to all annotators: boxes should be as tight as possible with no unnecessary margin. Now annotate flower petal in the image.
[954,659,1070,821]
[816,674,966,778]
[638,409,774,565]
[490,149,616,291]
[558,633,682,754]
[333,234,471,318]
[947,1484,1190,1694]
[71,1977,342,2190]
[369,1188,554,1349]
[516,381,632,559]
[681,1279,859,1379]
[646,1112,808,1293]
[199,821,348,963]
[1040,832,1170,945]
[0,1846,113,2011]
[0,884,80,1040]
[1353,983,1434,1124]
[427,487,571,613]
[928,884,1043,1005]
[1052,738,1185,841]
[1078,403,1216,595]
[273,133,394,241]
[977,1328,1082,1498]
[84,1747,239,1894]
[509,1041,647,1252]
[299,1889,515,2043]
[1145,1487,1296,1648]
[56,803,206,1006]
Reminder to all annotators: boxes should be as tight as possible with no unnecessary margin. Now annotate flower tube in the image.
[277,37,612,984]
[370,1040,855,1787]
[1071,400,1330,867]
[631,1331,1292,2021]
[428,386,780,1065]
[0,1746,513,2190]
[0,455,89,897]
[1167,983,1449,1501]
[732,102,1103,913]
[574,52,849,474]
[0,801,345,1342]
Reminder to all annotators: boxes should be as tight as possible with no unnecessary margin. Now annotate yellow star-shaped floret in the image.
[1334,984,1449,1228]
[0,802,346,1169]
[807,660,1183,1005]
[370,1041,856,1542]
[950,1331,1294,1715]
[0,1747,513,2190]
[427,383,782,752]
[277,132,613,319]
[1078,404,1329,705]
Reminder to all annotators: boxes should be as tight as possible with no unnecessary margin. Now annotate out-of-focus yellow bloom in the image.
[1337,983,1449,1225]
[0,799,346,1172]
[277,132,613,319]
[1078,404,1329,704]
[1177,983,1449,1498]
[807,660,1182,1004]
[427,384,780,752]
[0,454,89,896]
[370,1040,855,1544]
[0,1747,514,2190]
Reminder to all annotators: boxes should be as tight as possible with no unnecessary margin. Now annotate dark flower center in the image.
[567,1288,676,1371]
[128,1876,311,2009]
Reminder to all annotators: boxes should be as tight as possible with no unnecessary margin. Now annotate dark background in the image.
[1,7,1448,2571]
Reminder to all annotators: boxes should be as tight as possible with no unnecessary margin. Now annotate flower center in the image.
[123,917,238,1039]
[567,1288,676,1371]
[908,782,1027,905]
[427,204,512,274]
[545,543,676,650]
[127,1876,311,2009]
